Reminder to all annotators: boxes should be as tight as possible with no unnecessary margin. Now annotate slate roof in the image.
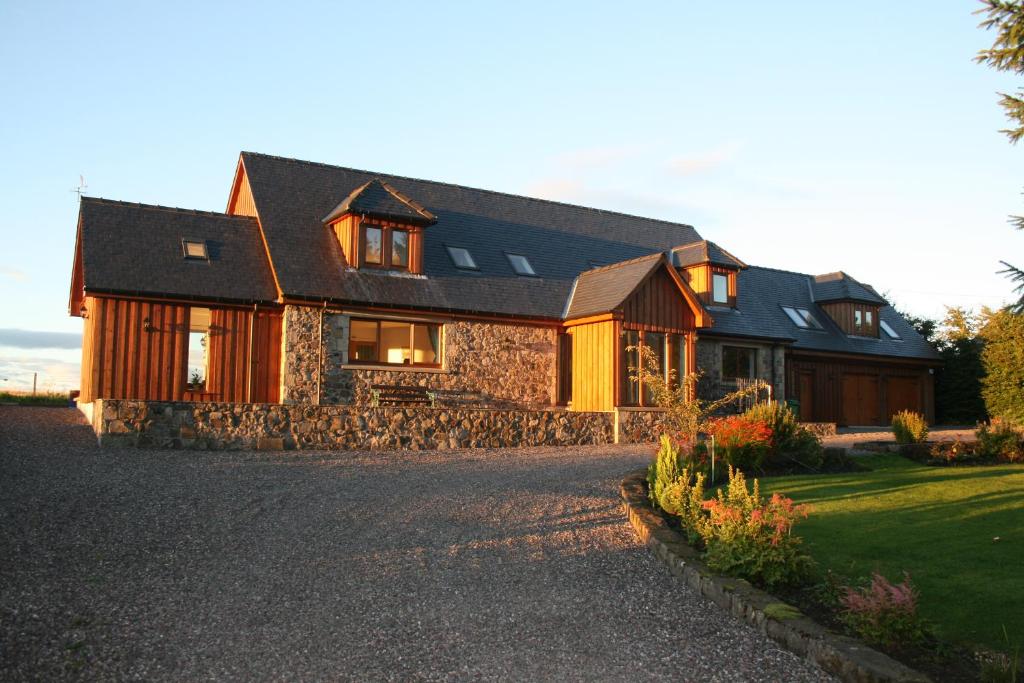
[704,266,939,361]
[74,198,278,304]
[812,271,887,305]
[239,151,703,319]
[564,253,665,320]
[671,240,746,269]
[322,179,437,226]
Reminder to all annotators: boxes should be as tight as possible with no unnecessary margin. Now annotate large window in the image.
[348,318,442,367]
[187,307,210,388]
[721,345,756,382]
[712,272,729,304]
[620,330,688,406]
[361,223,410,270]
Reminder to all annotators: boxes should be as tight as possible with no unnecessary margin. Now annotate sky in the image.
[0,1,1020,391]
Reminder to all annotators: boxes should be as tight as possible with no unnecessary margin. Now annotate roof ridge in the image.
[81,197,253,220]
[240,151,700,231]
[580,251,663,276]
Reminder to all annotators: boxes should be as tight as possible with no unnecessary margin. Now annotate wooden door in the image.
[798,372,815,422]
[887,377,921,419]
[842,374,880,425]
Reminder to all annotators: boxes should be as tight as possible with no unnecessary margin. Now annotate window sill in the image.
[616,406,667,412]
[342,364,449,374]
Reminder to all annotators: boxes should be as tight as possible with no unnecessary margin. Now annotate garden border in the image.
[620,470,930,683]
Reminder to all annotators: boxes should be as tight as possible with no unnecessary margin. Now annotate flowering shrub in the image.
[706,415,774,473]
[839,573,928,648]
[892,410,929,444]
[698,466,814,589]
[647,435,707,543]
[743,402,824,472]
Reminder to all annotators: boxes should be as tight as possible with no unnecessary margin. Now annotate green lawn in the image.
[760,454,1024,653]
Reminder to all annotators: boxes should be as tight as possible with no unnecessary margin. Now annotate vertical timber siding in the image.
[622,267,696,332]
[568,320,617,412]
[228,171,258,217]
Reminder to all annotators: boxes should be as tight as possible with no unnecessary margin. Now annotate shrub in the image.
[647,435,707,543]
[706,415,773,474]
[743,402,824,472]
[839,572,929,648]
[892,410,929,444]
[981,308,1024,425]
[699,466,814,589]
[977,419,1024,463]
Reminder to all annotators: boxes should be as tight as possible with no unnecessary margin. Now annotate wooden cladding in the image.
[228,170,258,217]
[79,296,282,404]
[682,264,737,307]
[568,320,618,412]
[787,353,934,426]
[329,214,424,274]
[820,302,879,338]
[621,267,696,333]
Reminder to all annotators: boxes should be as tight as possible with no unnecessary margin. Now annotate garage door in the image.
[887,377,921,420]
[842,374,879,426]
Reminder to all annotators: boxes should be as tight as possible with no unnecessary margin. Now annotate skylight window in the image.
[446,246,478,270]
[182,239,208,260]
[506,253,536,276]
[781,306,824,330]
[880,320,901,339]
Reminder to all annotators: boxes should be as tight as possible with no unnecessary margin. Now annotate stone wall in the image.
[695,337,785,405]
[616,409,665,445]
[281,305,558,409]
[89,399,613,451]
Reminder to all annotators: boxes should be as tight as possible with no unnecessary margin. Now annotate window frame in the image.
[505,252,537,277]
[359,222,411,271]
[619,329,688,407]
[781,305,824,330]
[712,272,730,304]
[851,305,878,337]
[346,317,443,368]
[390,228,410,269]
[182,239,209,261]
[721,345,757,383]
[879,319,901,339]
[445,245,479,271]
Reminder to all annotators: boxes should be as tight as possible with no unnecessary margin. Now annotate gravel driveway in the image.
[0,407,831,681]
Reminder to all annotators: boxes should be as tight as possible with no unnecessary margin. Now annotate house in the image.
[68,152,939,448]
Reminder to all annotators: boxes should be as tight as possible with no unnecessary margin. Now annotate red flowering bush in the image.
[840,573,928,647]
[698,466,814,588]
[706,415,774,474]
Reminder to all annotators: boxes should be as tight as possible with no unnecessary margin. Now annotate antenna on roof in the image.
[70,175,88,199]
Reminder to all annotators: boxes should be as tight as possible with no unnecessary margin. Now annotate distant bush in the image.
[840,572,929,648]
[0,391,70,407]
[976,419,1024,463]
[743,402,824,472]
[892,411,929,444]
[981,309,1024,425]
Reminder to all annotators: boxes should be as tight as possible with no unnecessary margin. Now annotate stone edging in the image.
[620,471,930,683]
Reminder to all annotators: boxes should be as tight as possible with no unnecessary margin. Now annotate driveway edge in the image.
[620,470,931,683]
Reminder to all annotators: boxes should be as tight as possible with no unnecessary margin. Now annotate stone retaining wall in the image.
[87,399,614,451]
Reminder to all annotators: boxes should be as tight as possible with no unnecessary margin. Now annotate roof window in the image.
[506,253,536,276]
[880,320,901,339]
[446,246,478,270]
[182,239,208,260]
[782,306,823,330]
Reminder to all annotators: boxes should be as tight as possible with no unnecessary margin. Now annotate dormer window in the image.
[182,239,208,260]
[506,253,536,276]
[712,273,729,304]
[852,305,877,336]
[446,246,478,271]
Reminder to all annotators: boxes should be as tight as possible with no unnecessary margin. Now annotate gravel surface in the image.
[0,407,832,681]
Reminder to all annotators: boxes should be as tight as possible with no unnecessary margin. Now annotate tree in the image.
[976,1,1024,312]
[980,307,1024,423]
[934,307,987,424]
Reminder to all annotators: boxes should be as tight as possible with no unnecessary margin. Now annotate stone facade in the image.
[281,305,558,409]
[695,337,785,405]
[615,409,666,445]
[89,399,613,451]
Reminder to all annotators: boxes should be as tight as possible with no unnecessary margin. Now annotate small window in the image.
[446,246,478,270]
[391,229,409,268]
[712,272,729,304]
[782,306,809,328]
[347,318,442,367]
[880,320,901,339]
[506,253,536,276]
[865,310,874,326]
[722,346,756,381]
[187,307,210,389]
[182,239,208,260]
[782,306,823,330]
[364,226,383,264]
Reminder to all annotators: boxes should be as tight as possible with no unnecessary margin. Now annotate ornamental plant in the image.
[977,418,1024,463]
[698,466,814,589]
[839,572,928,648]
[705,415,773,473]
[742,402,824,472]
[892,410,929,445]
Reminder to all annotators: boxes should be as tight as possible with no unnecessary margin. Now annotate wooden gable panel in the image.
[621,266,696,333]
[228,166,258,217]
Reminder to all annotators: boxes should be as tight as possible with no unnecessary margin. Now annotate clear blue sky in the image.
[0,1,1019,390]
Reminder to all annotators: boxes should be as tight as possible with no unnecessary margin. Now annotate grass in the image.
[760,454,1024,654]
[0,391,71,406]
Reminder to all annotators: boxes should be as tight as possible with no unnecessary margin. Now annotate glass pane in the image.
[349,319,379,362]
[184,240,207,259]
[880,320,901,339]
[447,246,477,269]
[644,332,666,405]
[865,309,874,325]
[713,273,729,303]
[392,230,409,268]
[507,253,535,276]
[800,309,823,329]
[669,334,686,388]
[412,324,440,365]
[364,226,382,264]
[187,332,206,387]
[622,330,640,405]
[380,320,411,364]
[854,309,863,327]
[722,346,754,381]
[782,306,808,328]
